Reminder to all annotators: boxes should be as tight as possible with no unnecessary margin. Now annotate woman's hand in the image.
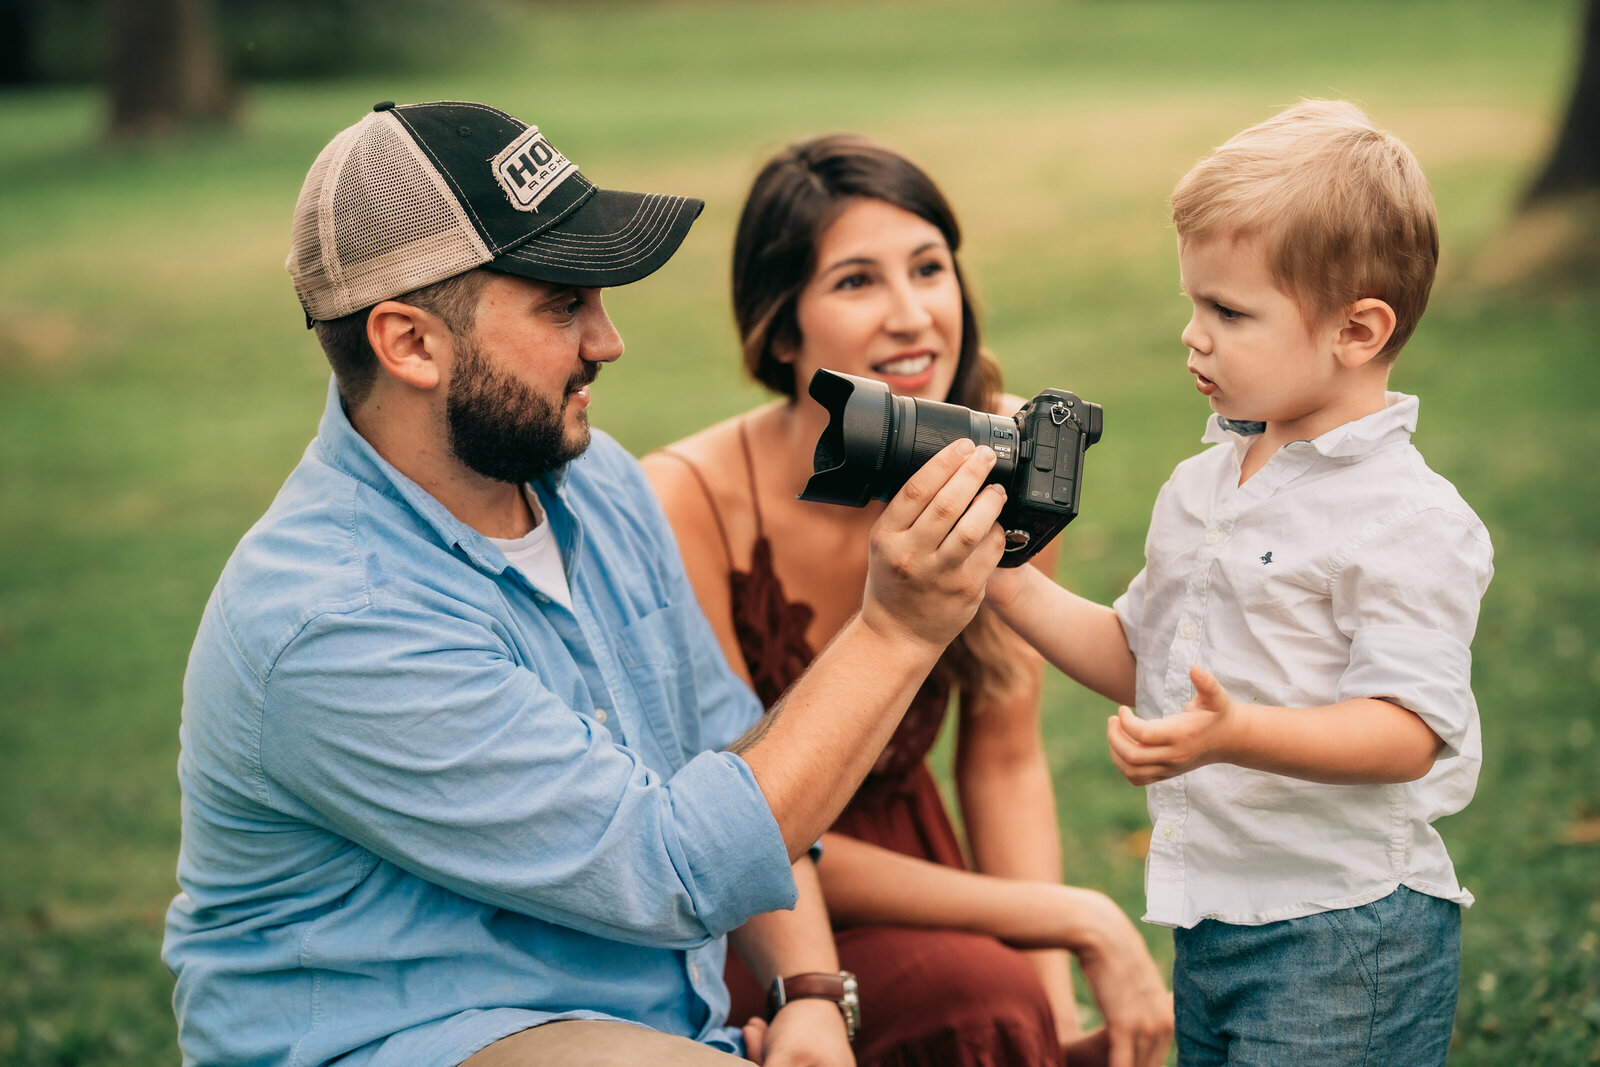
[1066,892,1174,1067]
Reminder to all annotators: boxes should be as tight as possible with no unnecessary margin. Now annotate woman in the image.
[643,135,1171,1067]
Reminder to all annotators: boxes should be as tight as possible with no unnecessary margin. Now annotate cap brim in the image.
[486,188,704,288]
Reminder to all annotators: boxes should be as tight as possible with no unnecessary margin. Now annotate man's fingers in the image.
[741,1017,767,1063]
[938,482,1007,564]
[882,440,996,539]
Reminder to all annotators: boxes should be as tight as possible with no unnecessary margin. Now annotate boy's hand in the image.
[1107,665,1239,785]
[983,560,1031,616]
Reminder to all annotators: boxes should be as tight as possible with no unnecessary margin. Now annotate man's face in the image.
[444,274,624,485]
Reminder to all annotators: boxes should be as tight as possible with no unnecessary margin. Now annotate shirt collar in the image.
[311,376,571,573]
[1200,392,1419,459]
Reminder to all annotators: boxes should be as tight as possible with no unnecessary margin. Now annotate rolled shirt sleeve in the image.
[259,601,795,948]
[1331,505,1495,759]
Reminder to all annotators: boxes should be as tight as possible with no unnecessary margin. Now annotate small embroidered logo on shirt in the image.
[1260,551,1274,565]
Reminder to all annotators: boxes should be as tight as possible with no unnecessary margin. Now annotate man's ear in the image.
[367,301,449,391]
[1332,298,1398,369]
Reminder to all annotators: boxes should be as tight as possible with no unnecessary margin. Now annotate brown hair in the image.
[313,268,495,406]
[732,134,1019,697]
[1171,99,1439,361]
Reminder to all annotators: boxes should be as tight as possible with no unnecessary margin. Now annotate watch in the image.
[766,970,861,1041]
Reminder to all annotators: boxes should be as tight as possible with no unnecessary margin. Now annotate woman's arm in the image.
[816,833,1171,1067]
[953,543,1079,1040]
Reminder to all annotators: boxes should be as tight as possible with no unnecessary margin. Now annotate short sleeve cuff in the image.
[666,750,798,937]
[1337,624,1476,756]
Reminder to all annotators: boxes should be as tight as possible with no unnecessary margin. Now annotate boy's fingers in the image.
[1115,705,1149,742]
[1190,664,1225,701]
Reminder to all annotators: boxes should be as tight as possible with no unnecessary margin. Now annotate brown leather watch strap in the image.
[767,971,860,1039]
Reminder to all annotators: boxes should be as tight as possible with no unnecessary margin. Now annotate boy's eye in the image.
[1212,302,1241,321]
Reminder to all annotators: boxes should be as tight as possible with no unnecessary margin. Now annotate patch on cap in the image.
[491,125,578,212]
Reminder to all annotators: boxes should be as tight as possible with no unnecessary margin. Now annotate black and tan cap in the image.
[287,100,704,323]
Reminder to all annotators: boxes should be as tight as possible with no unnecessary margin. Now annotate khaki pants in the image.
[461,1020,742,1066]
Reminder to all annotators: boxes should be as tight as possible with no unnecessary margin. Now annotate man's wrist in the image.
[767,970,860,1040]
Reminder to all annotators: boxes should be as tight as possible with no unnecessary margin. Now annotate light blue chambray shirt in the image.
[163,379,797,1067]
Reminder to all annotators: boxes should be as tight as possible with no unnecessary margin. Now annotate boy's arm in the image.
[985,563,1136,707]
[1107,664,1441,785]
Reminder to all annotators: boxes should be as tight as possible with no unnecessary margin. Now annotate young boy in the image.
[987,100,1493,1064]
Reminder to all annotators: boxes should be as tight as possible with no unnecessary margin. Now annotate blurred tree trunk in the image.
[0,0,35,85]
[1524,0,1600,204]
[107,0,236,138]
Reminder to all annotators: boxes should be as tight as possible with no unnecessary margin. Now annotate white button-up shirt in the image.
[1113,394,1493,928]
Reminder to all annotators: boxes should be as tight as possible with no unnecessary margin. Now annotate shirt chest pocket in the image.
[1214,541,1330,631]
[614,600,713,767]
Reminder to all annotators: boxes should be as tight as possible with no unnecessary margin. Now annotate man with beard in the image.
[163,102,1009,1067]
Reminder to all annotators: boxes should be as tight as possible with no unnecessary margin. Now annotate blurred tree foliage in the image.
[6,0,498,85]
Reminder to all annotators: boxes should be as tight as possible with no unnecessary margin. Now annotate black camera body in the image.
[799,369,1102,566]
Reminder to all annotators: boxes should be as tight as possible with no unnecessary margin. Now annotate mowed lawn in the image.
[1,2,1596,1063]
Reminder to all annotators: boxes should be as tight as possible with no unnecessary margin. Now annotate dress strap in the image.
[652,448,735,571]
[737,420,766,537]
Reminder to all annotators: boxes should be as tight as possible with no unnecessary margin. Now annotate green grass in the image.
[3,1,1597,1063]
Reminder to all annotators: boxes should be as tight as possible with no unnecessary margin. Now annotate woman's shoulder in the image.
[644,402,787,471]
[641,405,782,550]
[991,391,1027,417]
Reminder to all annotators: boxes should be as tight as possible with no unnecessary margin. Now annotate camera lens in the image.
[801,370,1015,507]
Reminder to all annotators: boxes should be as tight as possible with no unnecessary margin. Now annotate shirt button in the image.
[1180,621,1198,640]
[534,592,550,604]
[1161,825,1177,841]
[690,963,701,982]
[594,707,608,724]
[1205,527,1222,546]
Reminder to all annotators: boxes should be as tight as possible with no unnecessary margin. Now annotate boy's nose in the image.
[1181,314,1208,354]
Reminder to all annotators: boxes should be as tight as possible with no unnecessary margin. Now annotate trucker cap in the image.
[287,100,705,323]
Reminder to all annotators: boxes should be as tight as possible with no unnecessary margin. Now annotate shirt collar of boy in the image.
[1202,391,1419,459]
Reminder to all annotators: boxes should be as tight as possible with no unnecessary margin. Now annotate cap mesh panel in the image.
[289,113,488,321]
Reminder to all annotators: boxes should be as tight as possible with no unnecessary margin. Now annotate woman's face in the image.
[788,197,964,403]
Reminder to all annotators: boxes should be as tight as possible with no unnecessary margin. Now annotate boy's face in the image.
[1178,234,1345,435]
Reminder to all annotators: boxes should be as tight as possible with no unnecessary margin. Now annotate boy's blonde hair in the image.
[1171,100,1438,362]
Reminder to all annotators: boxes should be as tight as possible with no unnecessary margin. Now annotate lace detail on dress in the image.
[731,535,817,711]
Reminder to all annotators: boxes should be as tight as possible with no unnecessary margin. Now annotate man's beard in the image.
[445,334,598,486]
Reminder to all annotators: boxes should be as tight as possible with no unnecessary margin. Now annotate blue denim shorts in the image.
[1172,885,1460,1066]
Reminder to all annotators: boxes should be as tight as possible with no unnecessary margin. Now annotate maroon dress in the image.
[659,431,1061,1066]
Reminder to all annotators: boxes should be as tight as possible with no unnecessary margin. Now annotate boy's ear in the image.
[367,301,450,391]
[1332,298,1398,369]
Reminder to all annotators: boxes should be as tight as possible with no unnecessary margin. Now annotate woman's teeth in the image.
[876,354,933,376]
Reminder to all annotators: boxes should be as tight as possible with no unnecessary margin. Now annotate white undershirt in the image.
[487,492,572,611]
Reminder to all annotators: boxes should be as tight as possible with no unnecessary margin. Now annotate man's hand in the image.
[1107,664,1239,785]
[862,439,1006,651]
[741,999,853,1066]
